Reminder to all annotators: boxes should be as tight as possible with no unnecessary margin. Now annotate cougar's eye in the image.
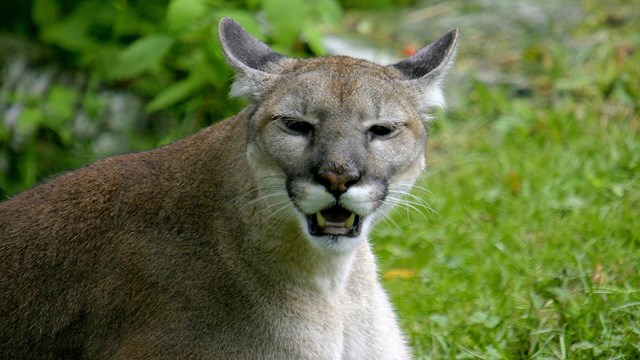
[274,116,313,135]
[368,125,396,138]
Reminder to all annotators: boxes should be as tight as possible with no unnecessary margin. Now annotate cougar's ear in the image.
[389,28,459,111]
[218,17,287,99]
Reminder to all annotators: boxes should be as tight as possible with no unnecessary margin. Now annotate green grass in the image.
[373,1,640,358]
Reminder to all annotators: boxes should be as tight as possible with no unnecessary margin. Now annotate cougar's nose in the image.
[316,170,361,196]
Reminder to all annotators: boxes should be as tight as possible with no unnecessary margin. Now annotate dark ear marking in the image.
[390,28,459,81]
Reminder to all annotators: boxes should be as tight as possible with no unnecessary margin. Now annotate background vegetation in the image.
[374,0,640,358]
[1,0,638,358]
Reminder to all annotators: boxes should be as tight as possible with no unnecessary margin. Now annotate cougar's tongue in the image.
[308,206,360,237]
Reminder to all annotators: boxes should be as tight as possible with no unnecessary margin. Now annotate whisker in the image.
[379,212,402,232]
[387,189,437,216]
[231,183,276,202]
[254,199,292,219]
[388,189,429,204]
[396,183,434,197]
[388,190,428,206]
[216,152,248,170]
[385,196,429,221]
[387,195,436,217]
[262,202,296,227]
[239,191,288,212]
[231,181,286,206]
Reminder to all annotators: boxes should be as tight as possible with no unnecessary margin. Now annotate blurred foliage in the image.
[0,0,345,197]
[20,0,343,113]
[27,0,342,109]
[340,0,416,10]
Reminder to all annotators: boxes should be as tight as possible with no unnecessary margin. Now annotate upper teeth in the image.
[316,212,327,227]
[345,213,356,228]
[315,212,356,228]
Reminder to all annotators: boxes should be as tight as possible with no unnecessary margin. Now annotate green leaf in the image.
[310,0,343,26]
[427,314,450,328]
[113,5,155,38]
[468,311,501,329]
[167,0,208,34]
[45,85,78,127]
[42,13,94,52]
[41,1,115,52]
[571,341,596,351]
[302,27,325,55]
[262,0,306,49]
[146,76,206,113]
[32,0,60,30]
[16,108,44,138]
[107,34,174,79]
[0,122,10,142]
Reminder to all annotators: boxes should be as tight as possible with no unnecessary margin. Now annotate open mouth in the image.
[306,205,363,237]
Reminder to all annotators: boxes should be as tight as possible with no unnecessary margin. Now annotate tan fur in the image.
[0,18,458,359]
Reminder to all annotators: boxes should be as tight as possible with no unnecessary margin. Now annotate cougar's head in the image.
[219,18,458,254]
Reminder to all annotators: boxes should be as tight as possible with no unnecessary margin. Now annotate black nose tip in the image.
[316,170,360,196]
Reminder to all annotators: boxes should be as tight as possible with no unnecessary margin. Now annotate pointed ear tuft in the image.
[390,28,459,112]
[218,17,286,99]
[218,17,285,73]
[391,28,459,82]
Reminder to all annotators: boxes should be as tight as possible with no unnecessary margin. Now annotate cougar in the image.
[0,17,458,359]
